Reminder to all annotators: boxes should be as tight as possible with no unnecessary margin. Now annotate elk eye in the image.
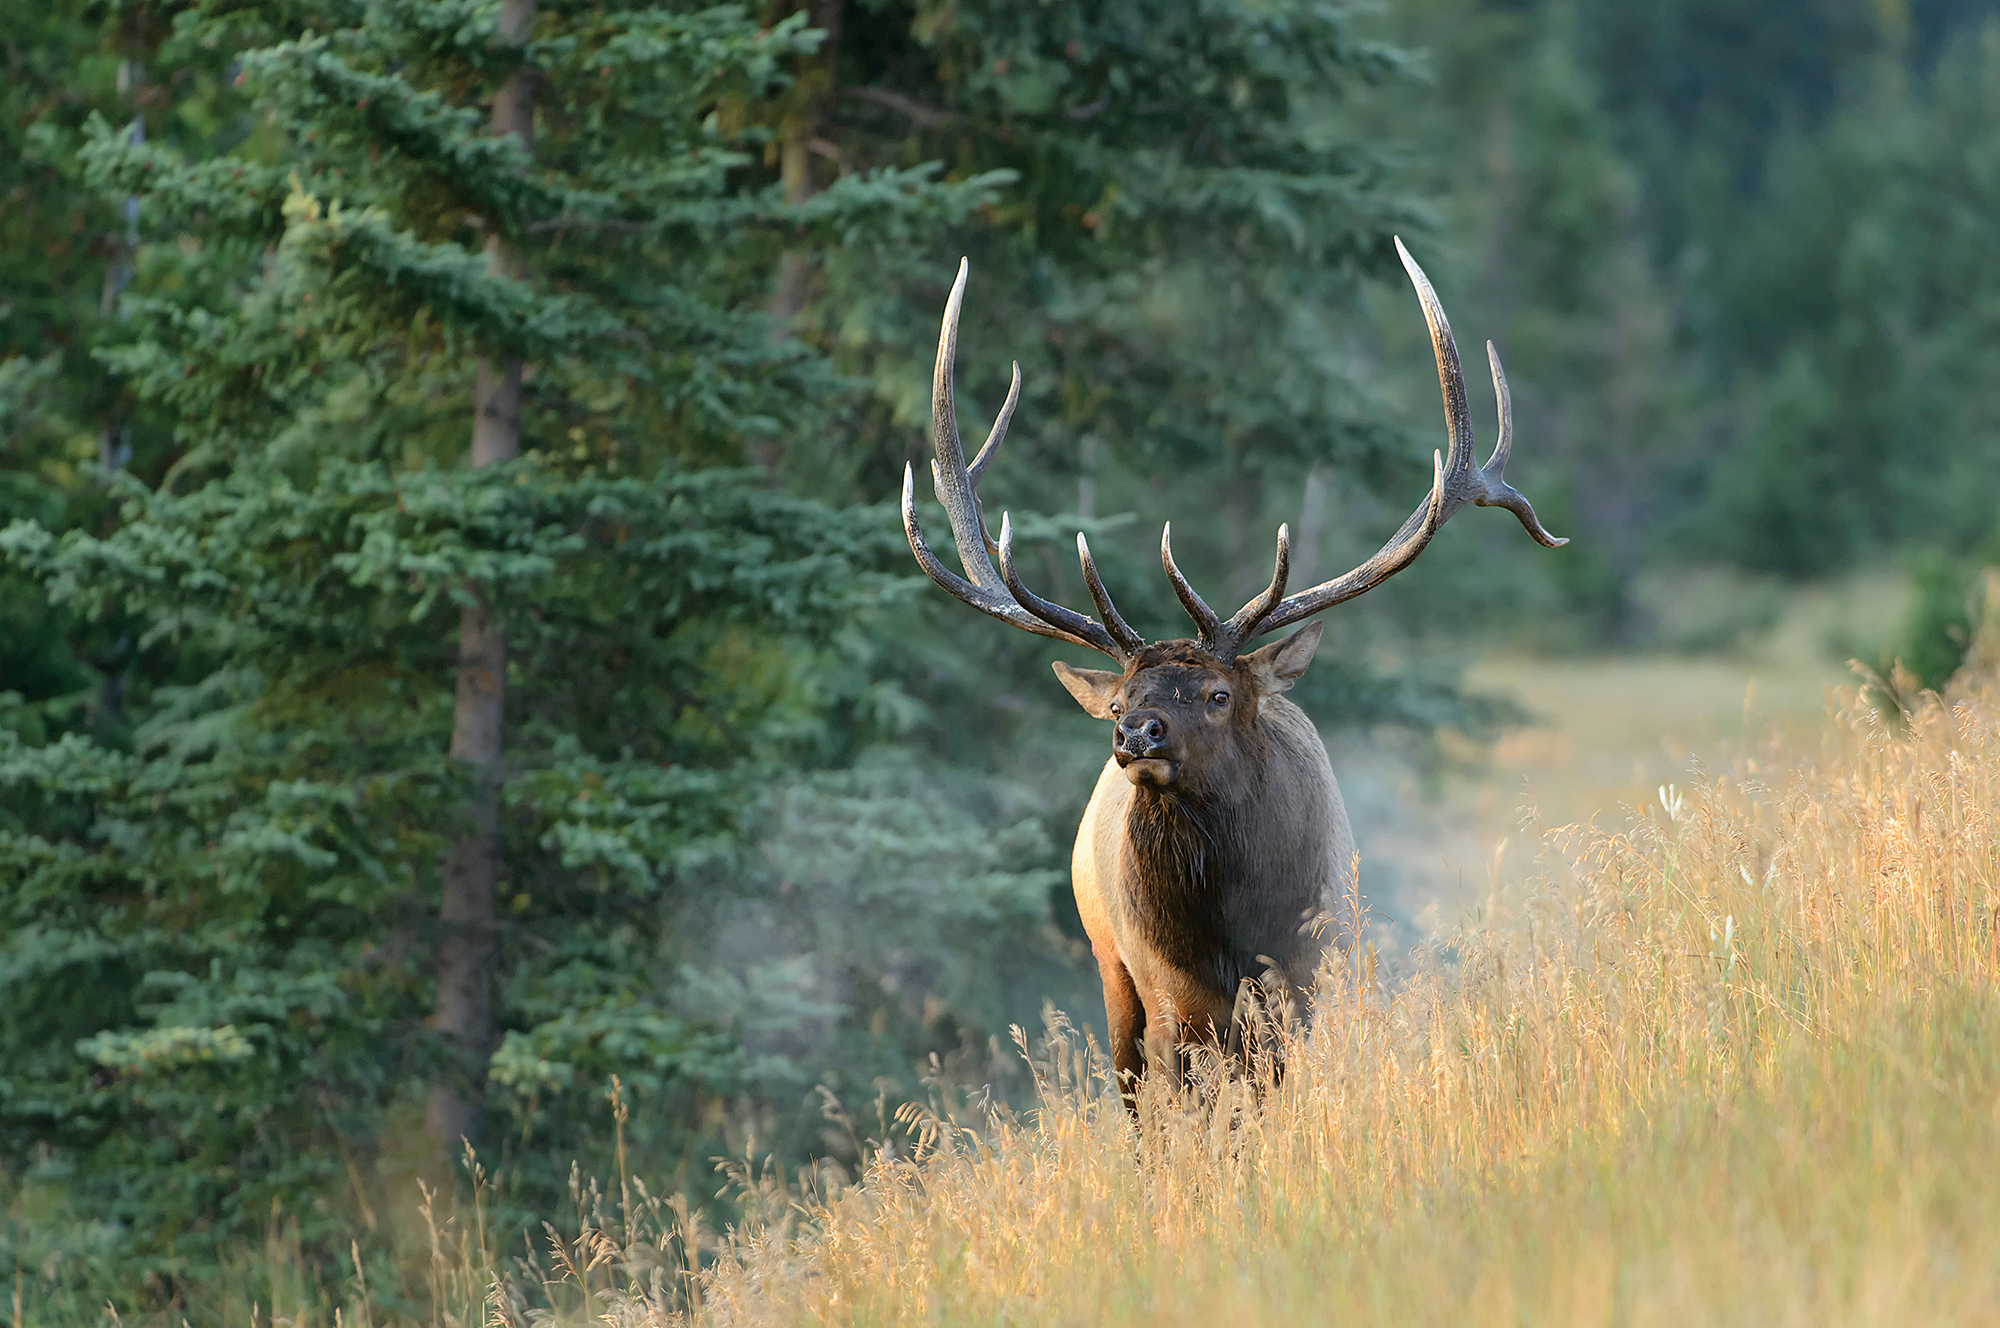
[1109,701,1123,716]
[1210,690,1229,706]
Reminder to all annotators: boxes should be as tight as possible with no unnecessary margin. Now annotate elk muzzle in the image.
[1114,710,1177,786]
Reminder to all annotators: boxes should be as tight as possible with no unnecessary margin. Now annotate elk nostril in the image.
[1117,714,1166,751]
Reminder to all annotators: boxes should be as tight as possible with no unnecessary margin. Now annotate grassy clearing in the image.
[626,674,2000,1327]
[1341,567,1910,947]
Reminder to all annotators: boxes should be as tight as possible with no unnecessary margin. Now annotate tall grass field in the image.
[649,676,2000,1327]
[42,674,2000,1325]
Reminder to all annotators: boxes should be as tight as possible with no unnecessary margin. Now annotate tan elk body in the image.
[903,242,1565,1101]
[1064,638,1356,1089]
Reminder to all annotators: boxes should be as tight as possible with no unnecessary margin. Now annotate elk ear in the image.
[1051,660,1124,719]
[1242,621,1322,695]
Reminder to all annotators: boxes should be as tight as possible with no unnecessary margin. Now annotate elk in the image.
[901,241,1565,1102]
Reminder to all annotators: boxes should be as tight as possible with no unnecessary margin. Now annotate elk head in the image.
[901,241,1566,786]
[1042,632,1324,790]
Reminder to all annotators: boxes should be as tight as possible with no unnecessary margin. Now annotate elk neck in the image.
[1118,725,1290,999]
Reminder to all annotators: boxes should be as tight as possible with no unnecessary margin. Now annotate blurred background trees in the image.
[5,0,2000,1315]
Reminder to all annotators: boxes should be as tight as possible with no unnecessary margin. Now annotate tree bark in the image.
[767,136,815,324]
[766,0,843,329]
[428,0,536,1153]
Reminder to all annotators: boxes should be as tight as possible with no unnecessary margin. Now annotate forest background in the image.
[5,0,2000,1318]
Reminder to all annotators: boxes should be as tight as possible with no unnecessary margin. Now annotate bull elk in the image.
[902,241,1566,1103]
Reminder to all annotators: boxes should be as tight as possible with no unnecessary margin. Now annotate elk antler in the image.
[901,259,1142,662]
[1221,237,1567,647]
[903,245,1564,664]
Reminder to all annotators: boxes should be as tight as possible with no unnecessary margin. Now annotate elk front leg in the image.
[1097,954,1146,1111]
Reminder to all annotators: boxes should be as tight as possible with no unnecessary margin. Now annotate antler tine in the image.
[967,361,1020,486]
[1249,238,1565,640]
[1160,522,1224,645]
[927,258,1008,588]
[1077,532,1145,654]
[1398,236,1483,502]
[1485,341,1513,474]
[903,466,1097,646]
[902,259,1134,661]
[936,357,1019,557]
[1483,341,1564,548]
[1217,523,1291,651]
[996,514,1127,657]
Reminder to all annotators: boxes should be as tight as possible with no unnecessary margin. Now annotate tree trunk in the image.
[767,136,815,324]
[766,0,843,329]
[755,1,841,473]
[427,0,536,1153]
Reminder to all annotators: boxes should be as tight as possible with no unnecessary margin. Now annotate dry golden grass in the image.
[597,674,2000,1328]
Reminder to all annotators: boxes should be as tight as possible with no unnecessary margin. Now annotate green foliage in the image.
[1578,0,1883,259]
[1335,0,1698,644]
[0,0,1031,1305]
[1677,21,2000,574]
[1900,552,1980,687]
[1549,4,2000,584]
[1358,0,2000,632]
[1896,546,2000,687]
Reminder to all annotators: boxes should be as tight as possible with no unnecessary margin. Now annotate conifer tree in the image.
[0,0,235,730]
[0,0,997,1280]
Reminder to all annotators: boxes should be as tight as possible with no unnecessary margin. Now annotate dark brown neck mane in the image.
[1121,741,1275,1000]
